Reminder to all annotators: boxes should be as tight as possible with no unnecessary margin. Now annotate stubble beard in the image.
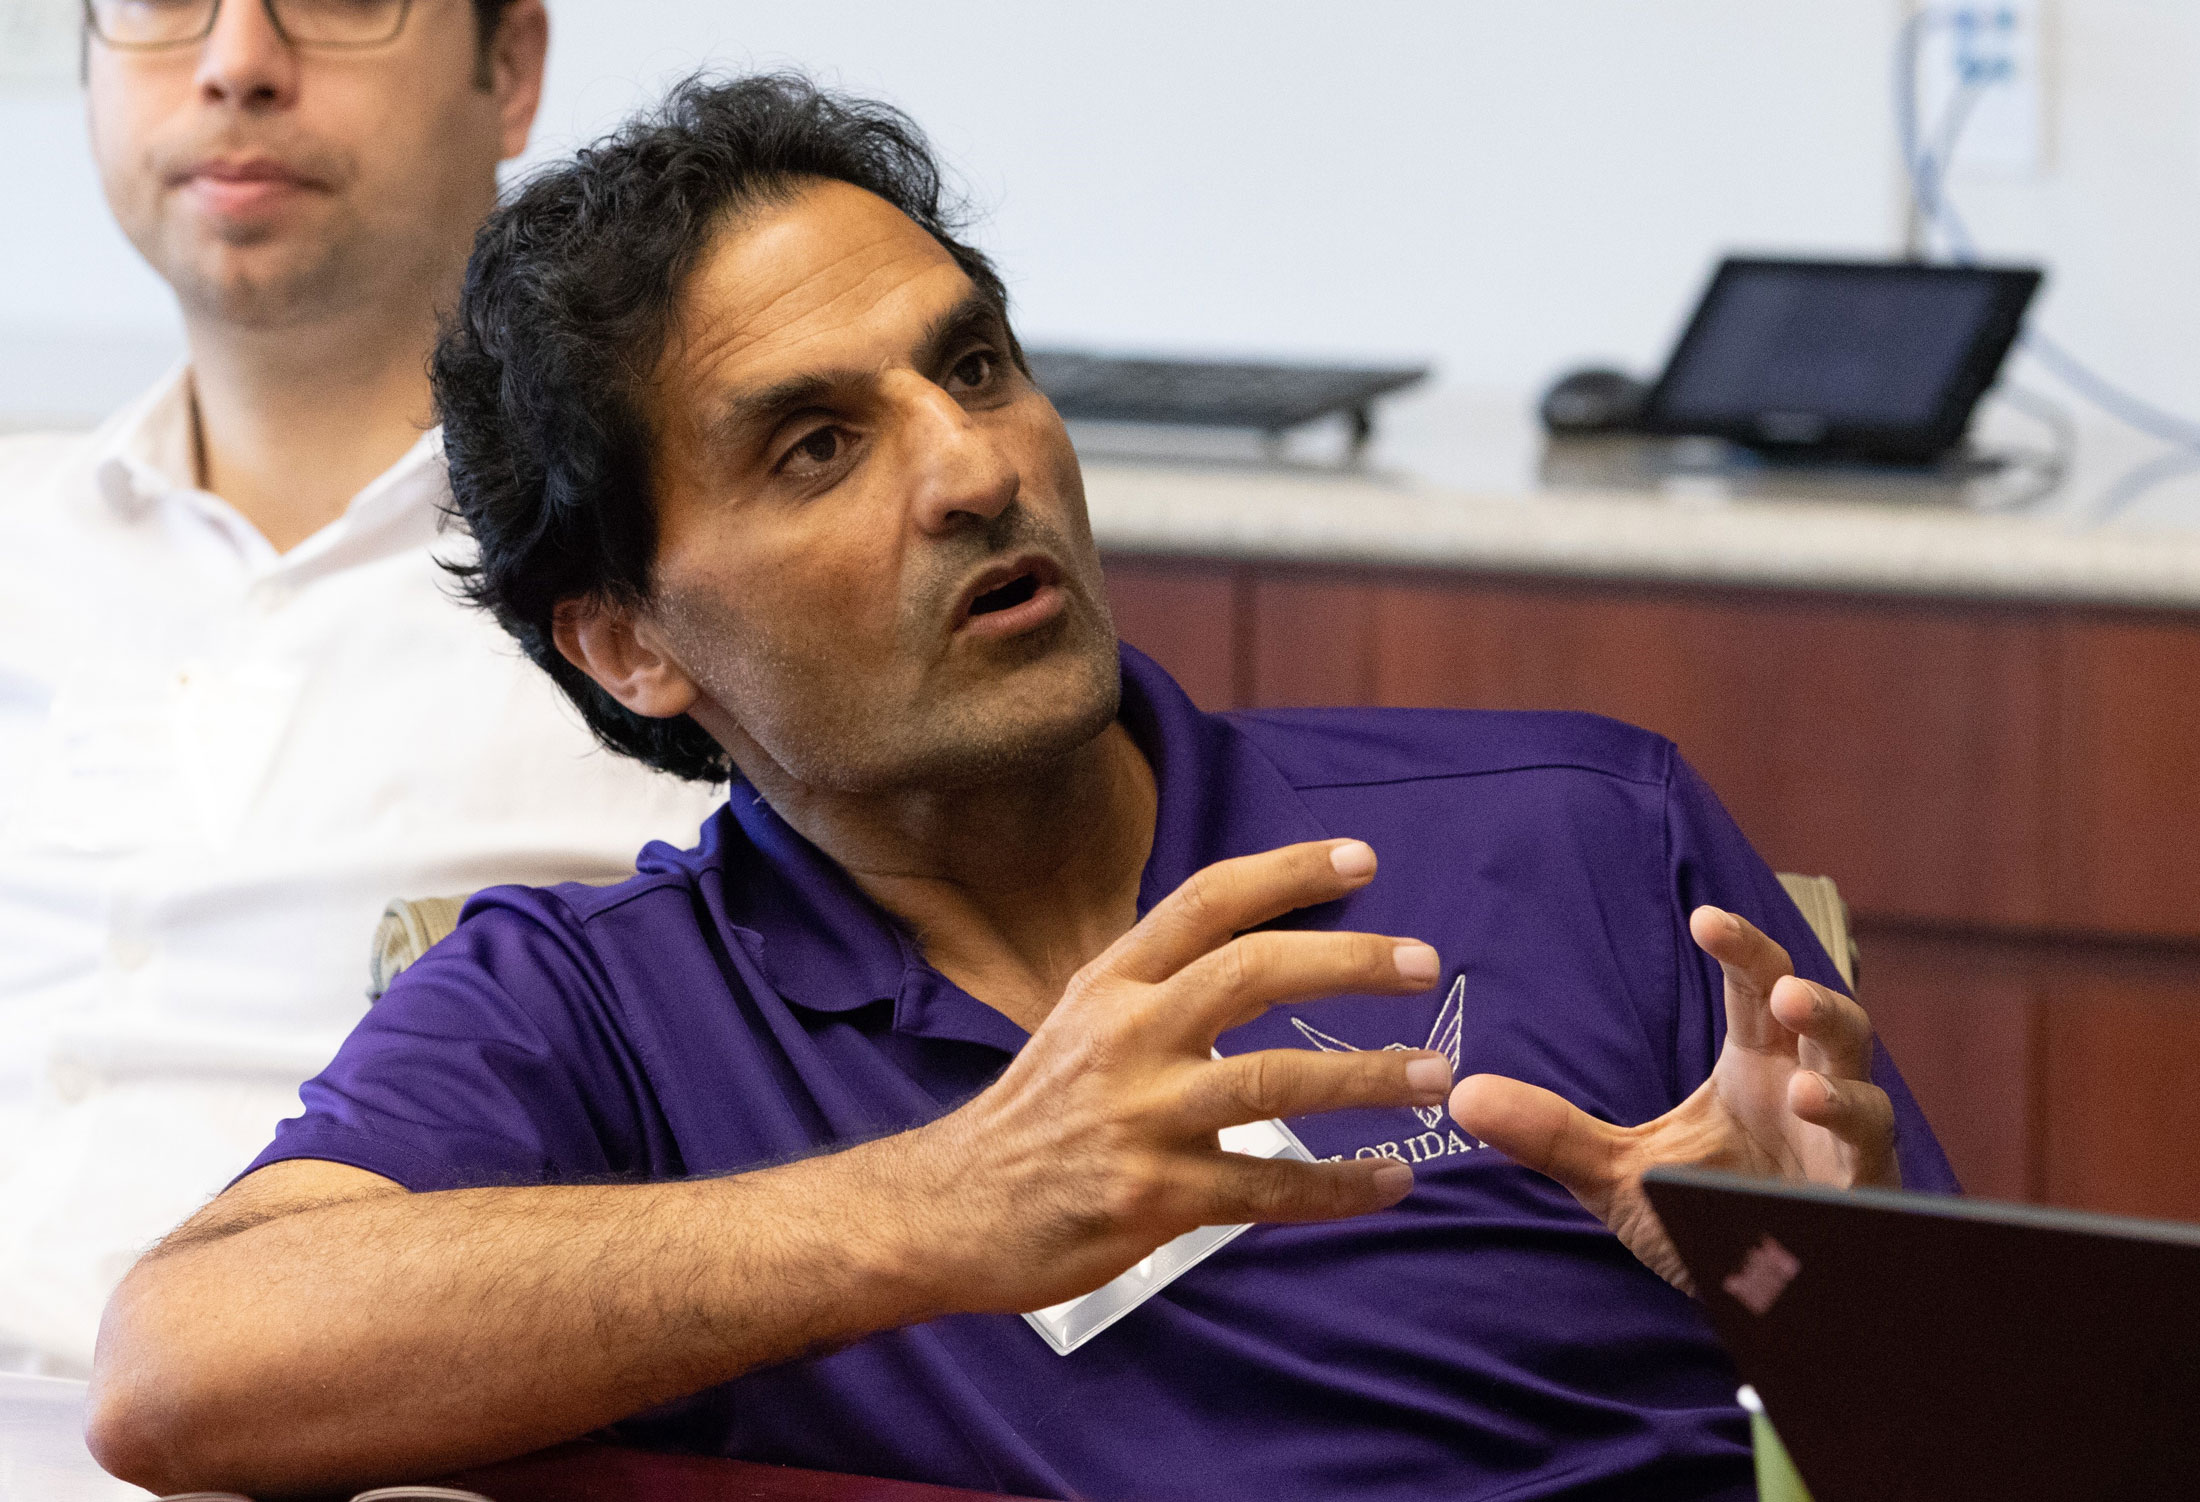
[868,630,1122,795]
[160,206,384,331]
[670,505,1125,798]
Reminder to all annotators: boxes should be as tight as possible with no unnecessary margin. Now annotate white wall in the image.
[3,1,2196,431]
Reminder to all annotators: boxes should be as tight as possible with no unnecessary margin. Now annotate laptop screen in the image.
[1643,1167,2200,1502]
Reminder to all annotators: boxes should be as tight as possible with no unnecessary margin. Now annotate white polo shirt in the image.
[0,371,722,1373]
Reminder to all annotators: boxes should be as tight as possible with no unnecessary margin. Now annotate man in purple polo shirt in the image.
[90,75,1955,1500]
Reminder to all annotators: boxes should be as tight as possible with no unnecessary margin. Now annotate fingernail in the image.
[1370,1161,1414,1200]
[1392,943,1440,983]
[1405,1054,1453,1095]
[1330,841,1377,879]
[1725,910,1743,936]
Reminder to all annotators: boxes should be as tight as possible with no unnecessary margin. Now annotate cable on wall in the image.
[1895,7,2200,515]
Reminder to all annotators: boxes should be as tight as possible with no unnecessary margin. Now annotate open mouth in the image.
[953,555,1067,637]
[968,572,1042,617]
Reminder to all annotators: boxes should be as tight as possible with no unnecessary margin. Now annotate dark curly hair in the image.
[433,73,1015,782]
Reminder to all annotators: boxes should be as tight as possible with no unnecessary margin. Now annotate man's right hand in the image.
[893,837,1450,1318]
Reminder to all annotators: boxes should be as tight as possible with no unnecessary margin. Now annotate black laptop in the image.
[1644,1166,2200,1501]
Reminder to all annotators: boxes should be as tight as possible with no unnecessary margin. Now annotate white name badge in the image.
[1022,1115,1314,1355]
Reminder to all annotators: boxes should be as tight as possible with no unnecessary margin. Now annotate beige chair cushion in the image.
[367,895,470,1002]
[1775,872,1858,992]
[369,873,1860,1004]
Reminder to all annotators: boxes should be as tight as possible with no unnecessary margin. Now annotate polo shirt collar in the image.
[718,644,1329,1049]
[1121,644,1330,907]
[717,785,916,1019]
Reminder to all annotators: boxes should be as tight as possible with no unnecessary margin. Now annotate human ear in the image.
[552,596,702,721]
[487,0,548,159]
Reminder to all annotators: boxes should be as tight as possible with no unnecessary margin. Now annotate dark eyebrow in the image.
[911,288,1010,379]
[703,290,1011,456]
[706,372,842,454]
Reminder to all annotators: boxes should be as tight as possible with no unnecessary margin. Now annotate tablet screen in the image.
[1643,258,2041,460]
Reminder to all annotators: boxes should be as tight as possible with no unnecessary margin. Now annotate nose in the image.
[898,375,1020,536]
[193,0,302,112]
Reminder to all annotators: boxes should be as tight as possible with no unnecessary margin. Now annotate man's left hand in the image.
[1448,905,1900,1291]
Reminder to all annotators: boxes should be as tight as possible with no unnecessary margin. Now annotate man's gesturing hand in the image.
[903,839,1449,1318]
[1447,906,1899,1291]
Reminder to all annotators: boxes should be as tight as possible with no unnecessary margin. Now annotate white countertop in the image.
[1078,387,2200,610]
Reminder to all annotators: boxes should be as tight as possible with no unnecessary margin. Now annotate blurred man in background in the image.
[0,0,719,1374]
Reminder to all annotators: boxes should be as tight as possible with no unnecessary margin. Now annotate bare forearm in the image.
[90,1136,943,1497]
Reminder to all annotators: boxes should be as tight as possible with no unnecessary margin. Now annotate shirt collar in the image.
[282,425,449,578]
[715,643,1329,1040]
[1121,642,1330,907]
[716,783,917,1018]
[89,366,450,573]
[91,364,195,521]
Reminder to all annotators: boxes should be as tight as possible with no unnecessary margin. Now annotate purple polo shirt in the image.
[251,645,1954,1501]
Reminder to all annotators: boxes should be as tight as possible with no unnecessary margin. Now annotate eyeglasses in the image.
[85,0,417,51]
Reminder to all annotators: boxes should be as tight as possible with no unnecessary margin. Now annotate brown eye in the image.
[950,350,995,390]
[792,427,841,465]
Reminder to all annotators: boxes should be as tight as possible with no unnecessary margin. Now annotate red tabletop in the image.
[446,1442,1044,1502]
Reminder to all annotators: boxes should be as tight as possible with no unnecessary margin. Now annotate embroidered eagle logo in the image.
[1290,975,1467,1128]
